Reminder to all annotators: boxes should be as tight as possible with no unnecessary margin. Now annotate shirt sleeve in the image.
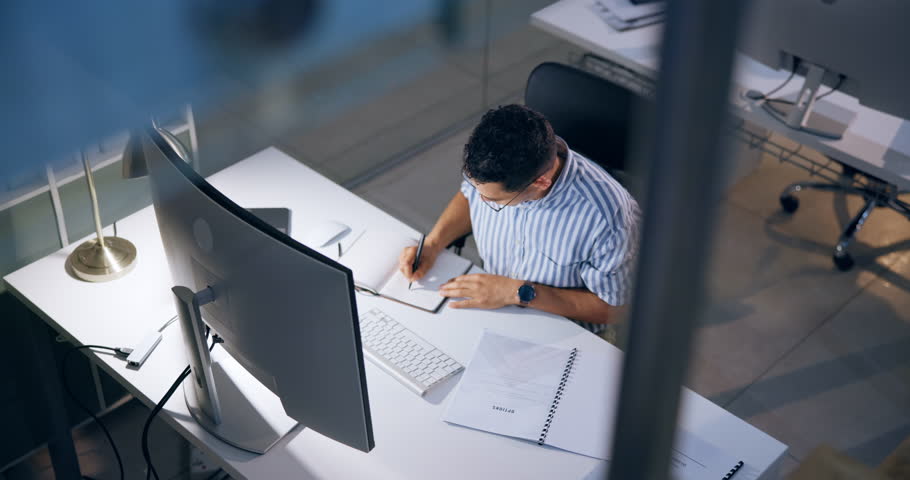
[579,203,641,306]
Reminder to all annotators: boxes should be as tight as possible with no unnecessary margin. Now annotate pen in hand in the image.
[408,235,426,291]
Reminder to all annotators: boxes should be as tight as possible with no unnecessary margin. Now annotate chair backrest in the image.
[524,62,641,173]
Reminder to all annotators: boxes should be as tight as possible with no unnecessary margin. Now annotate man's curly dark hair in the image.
[463,104,556,192]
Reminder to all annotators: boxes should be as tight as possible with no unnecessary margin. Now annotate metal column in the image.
[607,1,747,479]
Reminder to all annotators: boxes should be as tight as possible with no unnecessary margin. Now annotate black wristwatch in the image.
[518,282,536,306]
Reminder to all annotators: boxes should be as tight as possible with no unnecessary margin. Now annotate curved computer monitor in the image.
[740,0,910,138]
[143,129,374,454]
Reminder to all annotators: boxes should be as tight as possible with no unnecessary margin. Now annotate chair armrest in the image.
[447,232,472,256]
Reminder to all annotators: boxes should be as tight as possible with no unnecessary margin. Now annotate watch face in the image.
[518,284,535,303]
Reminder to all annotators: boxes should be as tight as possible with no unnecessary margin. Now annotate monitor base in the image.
[762,99,847,140]
[761,61,847,140]
[184,347,298,455]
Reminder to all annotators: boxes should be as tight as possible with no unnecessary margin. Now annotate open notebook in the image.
[321,229,472,313]
[443,331,746,480]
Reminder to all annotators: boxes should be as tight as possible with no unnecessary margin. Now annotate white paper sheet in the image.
[591,0,664,31]
[671,429,746,480]
[313,226,366,261]
[599,0,664,22]
[444,331,570,441]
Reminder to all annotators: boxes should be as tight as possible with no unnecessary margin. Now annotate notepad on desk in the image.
[443,331,746,479]
[337,229,472,313]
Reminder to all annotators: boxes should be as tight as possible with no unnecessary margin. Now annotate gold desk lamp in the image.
[66,119,190,282]
[66,149,138,282]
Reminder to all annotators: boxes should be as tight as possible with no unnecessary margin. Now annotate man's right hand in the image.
[399,241,442,283]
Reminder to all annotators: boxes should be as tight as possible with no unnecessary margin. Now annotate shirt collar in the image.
[519,138,577,209]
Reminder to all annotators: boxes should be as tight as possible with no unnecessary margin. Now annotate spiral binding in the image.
[723,460,744,479]
[537,347,578,446]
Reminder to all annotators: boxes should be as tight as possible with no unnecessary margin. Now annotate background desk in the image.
[5,147,786,479]
[531,0,910,191]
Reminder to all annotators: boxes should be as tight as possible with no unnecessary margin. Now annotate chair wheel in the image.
[780,195,799,213]
[841,164,859,178]
[833,253,854,271]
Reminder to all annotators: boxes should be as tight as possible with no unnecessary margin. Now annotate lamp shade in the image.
[121,129,148,178]
[156,126,193,165]
[121,123,192,179]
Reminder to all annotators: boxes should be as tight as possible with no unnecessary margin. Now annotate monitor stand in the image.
[173,286,297,454]
[762,62,848,140]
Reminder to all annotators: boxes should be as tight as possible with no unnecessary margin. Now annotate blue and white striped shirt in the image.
[460,144,641,333]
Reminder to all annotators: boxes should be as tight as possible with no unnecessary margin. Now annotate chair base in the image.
[778,166,910,271]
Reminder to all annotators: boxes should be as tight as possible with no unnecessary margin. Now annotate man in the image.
[399,104,640,333]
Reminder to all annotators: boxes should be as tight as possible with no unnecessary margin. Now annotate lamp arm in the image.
[81,150,105,244]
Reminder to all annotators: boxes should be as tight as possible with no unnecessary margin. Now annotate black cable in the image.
[143,333,220,480]
[142,365,190,480]
[57,312,178,480]
[754,59,799,101]
[765,97,794,105]
[815,74,846,101]
[764,72,846,108]
[62,345,128,480]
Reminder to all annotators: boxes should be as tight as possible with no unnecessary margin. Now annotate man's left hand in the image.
[439,274,522,309]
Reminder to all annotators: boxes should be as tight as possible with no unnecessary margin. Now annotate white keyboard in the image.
[358,308,463,396]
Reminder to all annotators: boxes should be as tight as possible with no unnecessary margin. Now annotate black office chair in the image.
[449,62,645,254]
[525,61,644,182]
[779,163,910,271]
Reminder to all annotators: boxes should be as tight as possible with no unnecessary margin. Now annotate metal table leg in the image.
[26,318,82,478]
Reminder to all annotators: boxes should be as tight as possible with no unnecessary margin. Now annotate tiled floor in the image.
[191,19,582,188]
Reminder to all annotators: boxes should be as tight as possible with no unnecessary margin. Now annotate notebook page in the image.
[379,250,472,311]
[545,346,743,479]
[580,434,745,480]
[443,331,573,443]
[541,346,623,459]
[337,229,415,292]
[670,429,745,480]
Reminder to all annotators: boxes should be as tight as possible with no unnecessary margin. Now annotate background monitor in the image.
[740,0,910,138]
[144,129,374,454]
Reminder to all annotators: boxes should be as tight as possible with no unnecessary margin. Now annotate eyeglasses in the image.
[462,170,534,212]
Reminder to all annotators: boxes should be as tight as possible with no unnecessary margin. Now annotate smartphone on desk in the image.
[247,208,292,235]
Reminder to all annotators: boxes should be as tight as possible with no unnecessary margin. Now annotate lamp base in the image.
[67,236,137,282]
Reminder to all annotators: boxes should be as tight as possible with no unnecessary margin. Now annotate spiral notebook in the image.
[443,331,745,480]
[317,229,471,313]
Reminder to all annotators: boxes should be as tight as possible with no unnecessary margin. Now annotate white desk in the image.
[5,147,786,479]
[531,0,910,191]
